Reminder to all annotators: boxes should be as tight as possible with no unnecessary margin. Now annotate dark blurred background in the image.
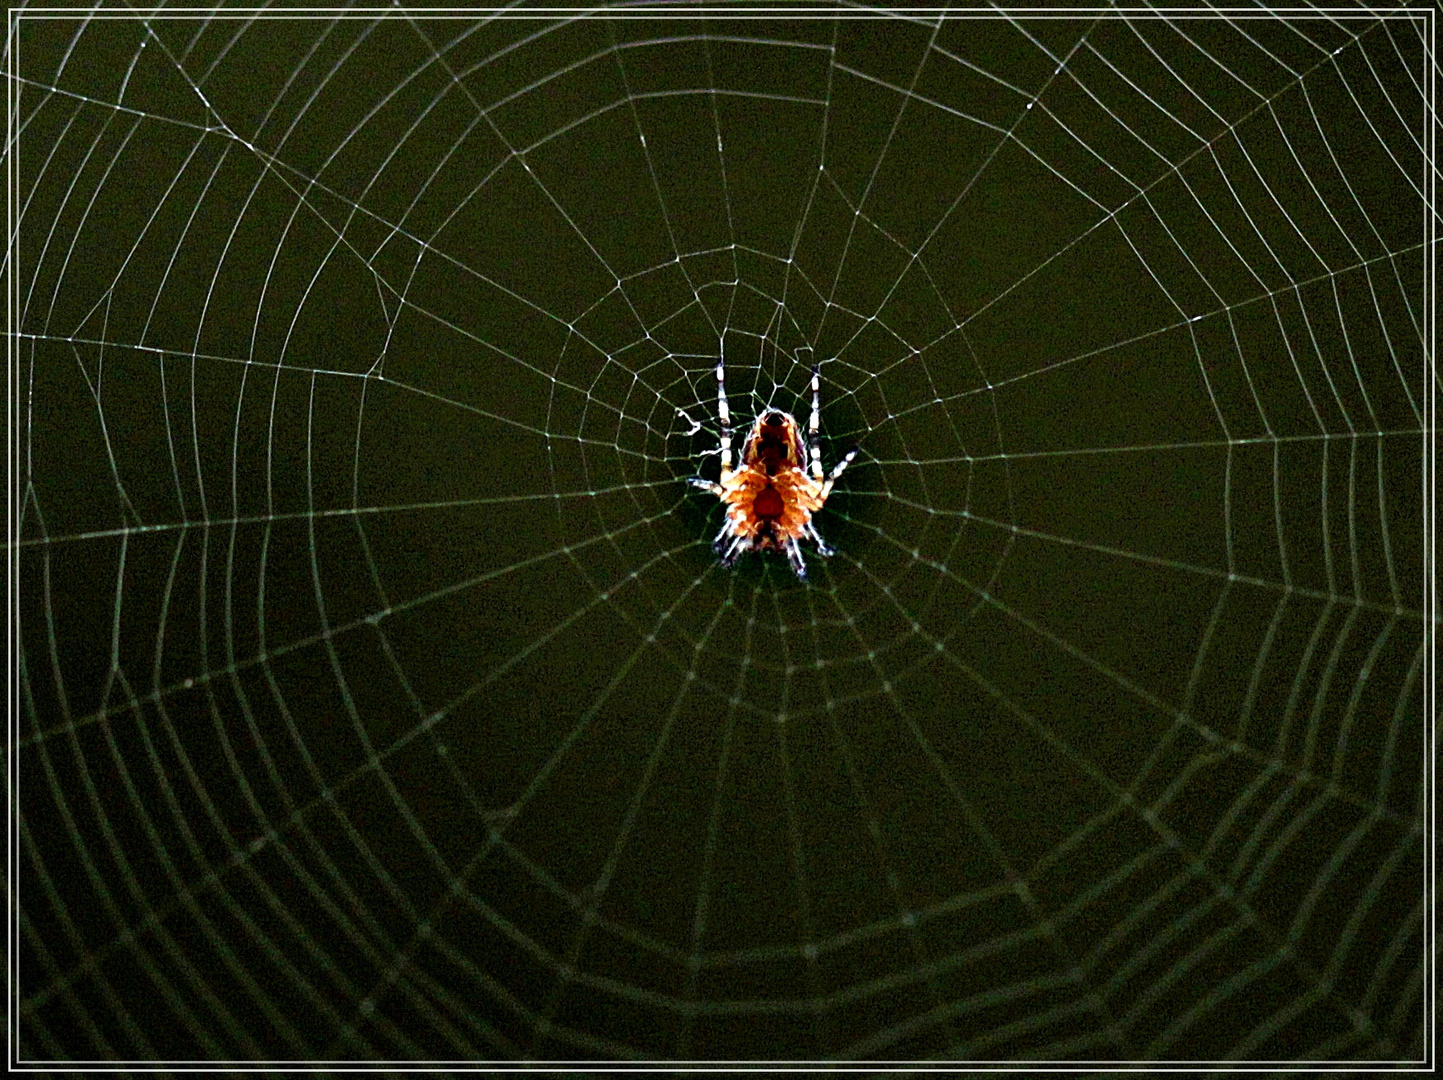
[14,5,1429,1063]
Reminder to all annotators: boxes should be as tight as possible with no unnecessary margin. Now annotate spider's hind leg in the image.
[786,538,809,581]
[806,522,834,558]
[714,526,746,567]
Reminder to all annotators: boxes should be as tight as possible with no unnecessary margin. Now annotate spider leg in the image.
[786,537,809,580]
[688,477,723,495]
[806,522,834,557]
[715,525,747,567]
[715,534,750,568]
[809,360,824,481]
[820,446,859,500]
[715,351,733,473]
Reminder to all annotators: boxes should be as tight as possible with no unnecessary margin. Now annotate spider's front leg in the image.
[688,477,723,495]
[809,359,824,481]
[715,353,733,473]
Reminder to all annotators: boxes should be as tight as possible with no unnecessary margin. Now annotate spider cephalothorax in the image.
[686,356,856,580]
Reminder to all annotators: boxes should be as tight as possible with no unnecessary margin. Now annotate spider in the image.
[685,354,857,581]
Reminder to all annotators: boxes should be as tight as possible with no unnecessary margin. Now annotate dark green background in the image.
[16,7,1429,1063]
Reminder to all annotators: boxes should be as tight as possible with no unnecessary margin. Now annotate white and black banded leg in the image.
[806,521,834,557]
[688,476,723,495]
[715,350,733,472]
[786,538,809,580]
[820,446,859,500]
[715,526,746,566]
[809,360,824,481]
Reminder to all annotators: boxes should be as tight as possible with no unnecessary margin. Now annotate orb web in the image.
[12,4,1432,1065]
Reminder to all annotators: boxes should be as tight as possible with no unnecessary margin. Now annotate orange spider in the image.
[686,355,857,580]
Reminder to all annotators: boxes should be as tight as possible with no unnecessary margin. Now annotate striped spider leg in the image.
[685,353,857,580]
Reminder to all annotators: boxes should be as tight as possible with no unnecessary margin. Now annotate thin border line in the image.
[8,3,18,1074]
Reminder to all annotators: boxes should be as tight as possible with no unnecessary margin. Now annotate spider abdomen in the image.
[753,485,785,520]
[719,465,824,551]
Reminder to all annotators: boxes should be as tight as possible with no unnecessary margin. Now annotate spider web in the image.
[11,2,1433,1065]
